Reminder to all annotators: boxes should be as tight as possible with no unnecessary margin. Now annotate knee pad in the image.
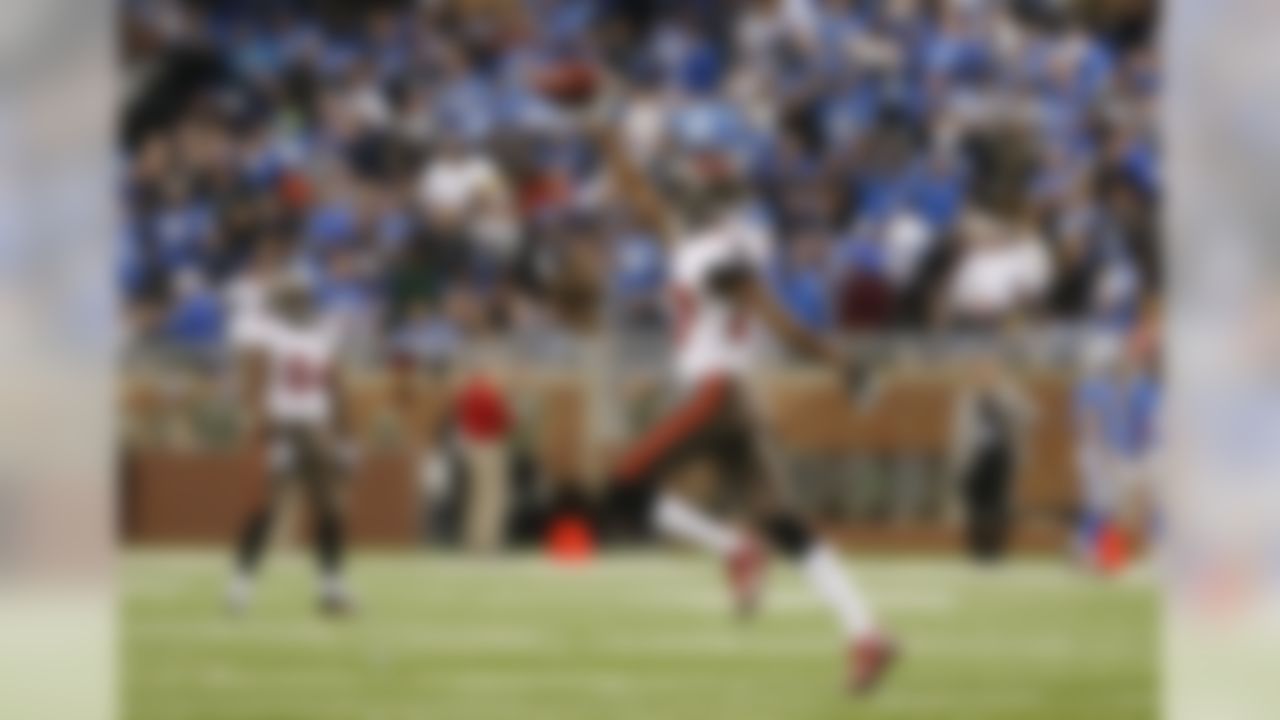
[604,479,657,537]
[762,514,814,559]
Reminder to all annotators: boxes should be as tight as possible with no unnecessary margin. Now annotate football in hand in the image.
[532,59,602,109]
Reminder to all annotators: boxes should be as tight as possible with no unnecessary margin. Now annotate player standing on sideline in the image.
[576,100,897,694]
[225,270,357,616]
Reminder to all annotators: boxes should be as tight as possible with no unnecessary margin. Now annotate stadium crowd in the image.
[121,0,1159,362]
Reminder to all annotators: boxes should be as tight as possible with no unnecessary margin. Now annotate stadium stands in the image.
[121,0,1159,356]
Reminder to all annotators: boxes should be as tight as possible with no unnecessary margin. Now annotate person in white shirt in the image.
[882,208,936,292]
[226,270,357,616]
[944,210,1053,327]
[416,129,518,260]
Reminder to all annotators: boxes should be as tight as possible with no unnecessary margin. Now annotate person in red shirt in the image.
[454,370,512,553]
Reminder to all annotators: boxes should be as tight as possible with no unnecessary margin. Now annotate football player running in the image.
[585,105,897,694]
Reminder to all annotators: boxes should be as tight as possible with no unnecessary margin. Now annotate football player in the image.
[587,110,897,694]
[226,269,356,615]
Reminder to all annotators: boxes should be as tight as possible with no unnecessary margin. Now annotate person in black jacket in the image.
[947,350,1036,562]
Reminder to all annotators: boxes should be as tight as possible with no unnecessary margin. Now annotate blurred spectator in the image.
[612,229,667,329]
[163,268,224,349]
[774,231,834,331]
[316,246,380,355]
[416,127,518,265]
[882,208,937,296]
[393,298,463,370]
[942,210,1053,328]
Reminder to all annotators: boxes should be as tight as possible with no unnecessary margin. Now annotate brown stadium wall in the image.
[119,371,1078,552]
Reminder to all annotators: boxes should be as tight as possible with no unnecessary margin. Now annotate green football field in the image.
[123,550,1156,720]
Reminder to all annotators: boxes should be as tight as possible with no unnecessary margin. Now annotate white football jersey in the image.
[258,314,341,426]
[669,215,774,385]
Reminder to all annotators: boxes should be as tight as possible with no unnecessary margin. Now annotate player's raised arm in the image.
[531,55,673,241]
[587,111,673,243]
[753,284,850,368]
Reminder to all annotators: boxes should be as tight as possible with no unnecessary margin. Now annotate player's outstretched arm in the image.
[731,272,883,408]
[736,276,842,367]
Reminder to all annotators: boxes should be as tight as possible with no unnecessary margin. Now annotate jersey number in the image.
[282,356,326,391]
[672,286,747,345]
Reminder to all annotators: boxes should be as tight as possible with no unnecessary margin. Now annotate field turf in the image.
[123,550,1155,720]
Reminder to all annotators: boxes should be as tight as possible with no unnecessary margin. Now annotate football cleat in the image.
[225,576,253,616]
[849,634,898,696]
[318,580,357,618]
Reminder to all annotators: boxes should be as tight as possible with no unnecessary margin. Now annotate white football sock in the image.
[801,544,877,641]
[652,492,742,557]
[320,572,349,601]
[226,573,254,611]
